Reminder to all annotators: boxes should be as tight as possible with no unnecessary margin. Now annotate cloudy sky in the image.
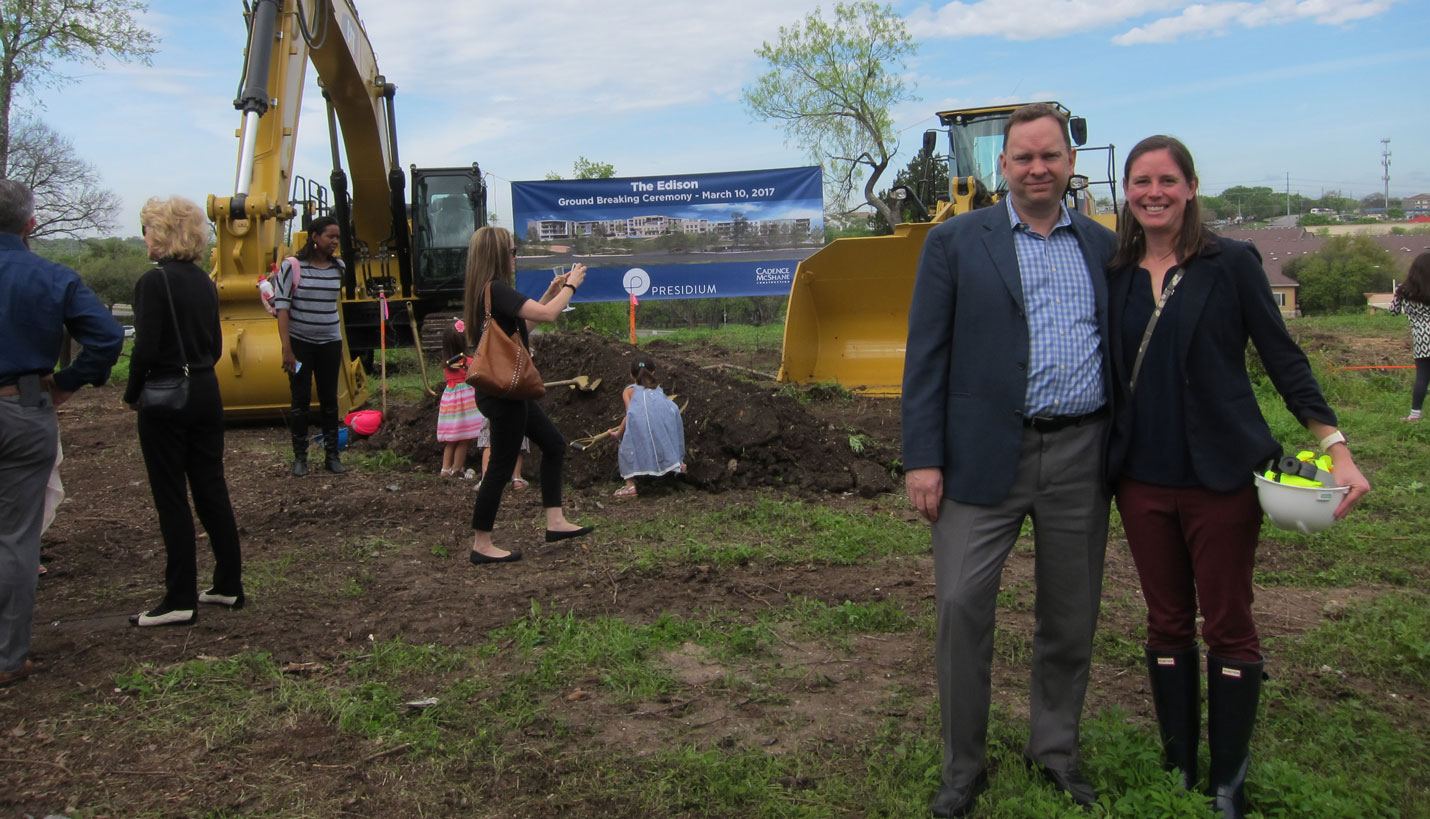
[24,0,1428,236]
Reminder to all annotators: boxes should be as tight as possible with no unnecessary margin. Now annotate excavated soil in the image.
[363,329,897,497]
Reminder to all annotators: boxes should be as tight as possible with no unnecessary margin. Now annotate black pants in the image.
[288,337,343,456]
[1413,356,1429,412]
[472,395,565,531]
[136,369,243,609]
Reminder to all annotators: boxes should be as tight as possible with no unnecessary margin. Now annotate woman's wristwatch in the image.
[1319,430,1347,450]
[562,283,577,292]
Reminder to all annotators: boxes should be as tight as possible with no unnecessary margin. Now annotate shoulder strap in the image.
[1128,267,1185,395]
[156,265,190,373]
[284,256,302,289]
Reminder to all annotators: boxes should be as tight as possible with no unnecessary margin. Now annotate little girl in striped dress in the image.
[438,323,484,477]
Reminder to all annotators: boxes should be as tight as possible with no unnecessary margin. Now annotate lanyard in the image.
[1128,266,1184,395]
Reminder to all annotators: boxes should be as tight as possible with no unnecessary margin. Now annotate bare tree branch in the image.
[8,118,118,238]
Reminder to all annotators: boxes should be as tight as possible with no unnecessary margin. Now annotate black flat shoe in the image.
[545,525,594,543]
[291,459,308,477]
[470,549,522,564]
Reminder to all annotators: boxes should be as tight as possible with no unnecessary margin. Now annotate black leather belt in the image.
[1023,406,1107,433]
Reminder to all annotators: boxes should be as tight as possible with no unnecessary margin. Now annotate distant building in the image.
[1218,226,1430,317]
[1405,194,1430,217]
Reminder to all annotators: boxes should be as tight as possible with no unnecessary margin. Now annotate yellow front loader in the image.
[777,103,1117,396]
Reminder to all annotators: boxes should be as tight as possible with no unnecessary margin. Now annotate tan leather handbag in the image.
[465,282,545,400]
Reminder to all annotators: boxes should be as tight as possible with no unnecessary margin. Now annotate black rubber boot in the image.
[289,407,309,477]
[1145,645,1200,790]
[1207,655,1264,819]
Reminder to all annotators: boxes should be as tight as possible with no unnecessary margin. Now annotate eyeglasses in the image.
[141,225,147,236]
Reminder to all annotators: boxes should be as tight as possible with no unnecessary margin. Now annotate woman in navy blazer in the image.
[1106,136,1368,818]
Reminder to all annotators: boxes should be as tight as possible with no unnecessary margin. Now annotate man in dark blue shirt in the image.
[0,179,123,687]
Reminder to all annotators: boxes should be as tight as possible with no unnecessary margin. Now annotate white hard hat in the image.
[1253,472,1349,535]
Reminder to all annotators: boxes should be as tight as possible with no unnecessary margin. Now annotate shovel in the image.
[545,375,602,392]
[569,429,615,452]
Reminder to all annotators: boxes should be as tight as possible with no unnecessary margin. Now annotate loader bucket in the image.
[213,294,369,420]
[777,220,935,396]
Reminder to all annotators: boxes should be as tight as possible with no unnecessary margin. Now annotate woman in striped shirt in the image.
[275,216,347,476]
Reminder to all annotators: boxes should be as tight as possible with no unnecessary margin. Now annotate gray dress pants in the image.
[0,393,59,674]
[931,419,1109,794]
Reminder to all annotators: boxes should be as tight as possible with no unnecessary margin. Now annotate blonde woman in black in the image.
[126,196,243,626]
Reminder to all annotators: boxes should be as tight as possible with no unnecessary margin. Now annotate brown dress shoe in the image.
[0,659,35,687]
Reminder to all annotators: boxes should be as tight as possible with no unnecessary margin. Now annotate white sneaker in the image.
[462,468,476,480]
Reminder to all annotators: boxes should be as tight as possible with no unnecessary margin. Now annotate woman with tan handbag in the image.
[462,226,592,563]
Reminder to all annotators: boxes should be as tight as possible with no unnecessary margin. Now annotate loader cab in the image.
[932,103,1115,225]
[410,164,487,297]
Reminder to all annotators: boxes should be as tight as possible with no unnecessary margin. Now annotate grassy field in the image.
[60,314,1429,817]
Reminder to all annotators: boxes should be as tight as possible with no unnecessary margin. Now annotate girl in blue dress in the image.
[608,357,685,497]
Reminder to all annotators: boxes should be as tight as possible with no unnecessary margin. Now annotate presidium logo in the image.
[623,267,718,298]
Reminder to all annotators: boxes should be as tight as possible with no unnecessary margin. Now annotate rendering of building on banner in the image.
[510,167,823,303]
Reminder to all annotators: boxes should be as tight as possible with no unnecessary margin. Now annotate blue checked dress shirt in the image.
[1005,198,1105,417]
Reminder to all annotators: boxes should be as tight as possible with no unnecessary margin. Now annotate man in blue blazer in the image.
[902,104,1118,816]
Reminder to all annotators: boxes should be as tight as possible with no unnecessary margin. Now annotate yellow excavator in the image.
[209,0,485,417]
[777,102,1117,396]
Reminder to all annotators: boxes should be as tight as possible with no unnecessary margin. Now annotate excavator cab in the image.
[777,102,1115,395]
[410,165,486,298]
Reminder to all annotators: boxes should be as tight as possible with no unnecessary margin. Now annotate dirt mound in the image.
[360,330,898,496]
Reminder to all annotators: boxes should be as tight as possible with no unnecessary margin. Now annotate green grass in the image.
[607,494,928,573]
[1250,316,1430,587]
[638,323,785,350]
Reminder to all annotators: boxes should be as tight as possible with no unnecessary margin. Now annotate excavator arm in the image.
[208,0,414,418]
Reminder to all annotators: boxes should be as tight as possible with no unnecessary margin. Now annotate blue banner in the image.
[511,166,823,302]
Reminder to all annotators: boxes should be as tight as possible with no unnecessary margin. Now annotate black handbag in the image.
[137,266,191,413]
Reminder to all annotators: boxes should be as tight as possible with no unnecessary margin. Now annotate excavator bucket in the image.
[213,295,368,419]
[777,220,935,396]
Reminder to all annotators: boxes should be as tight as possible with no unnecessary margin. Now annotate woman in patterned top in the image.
[274,216,347,476]
[1389,252,1430,421]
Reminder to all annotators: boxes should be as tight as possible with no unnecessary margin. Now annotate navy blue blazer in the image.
[1106,236,1336,493]
[901,203,1118,506]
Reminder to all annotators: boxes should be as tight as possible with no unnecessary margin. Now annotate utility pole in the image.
[1382,138,1392,216]
[1286,172,1291,218]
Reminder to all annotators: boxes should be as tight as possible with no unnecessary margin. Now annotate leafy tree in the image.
[572,156,615,179]
[1214,186,1281,222]
[8,118,117,237]
[742,1,917,228]
[1283,235,1396,314]
[1359,193,1402,212]
[33,234,149,306]
[0,0,158,174]
[545,156,616,180]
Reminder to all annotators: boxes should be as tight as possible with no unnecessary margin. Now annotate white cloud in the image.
[1113,0,1401,45]
[906,0,1182,41]
[341,0,821,119]
[905,0,1399,43]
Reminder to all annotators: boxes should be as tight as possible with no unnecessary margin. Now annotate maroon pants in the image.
[1115,478,1264,662]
